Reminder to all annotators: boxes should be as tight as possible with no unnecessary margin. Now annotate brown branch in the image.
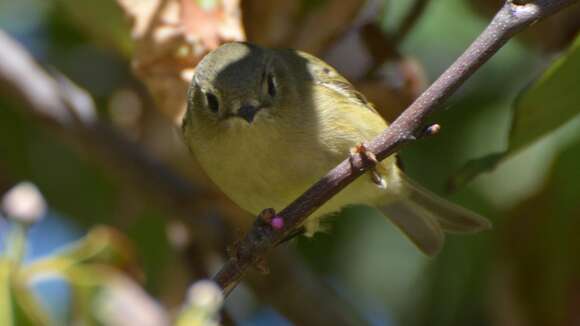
[213,0,580,296]
[0,30,369,325]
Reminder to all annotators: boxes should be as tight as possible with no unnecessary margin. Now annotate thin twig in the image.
[213,0,580,296]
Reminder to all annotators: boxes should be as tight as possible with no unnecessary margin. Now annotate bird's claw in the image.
[349,143,378,165]
[349,144,385,188]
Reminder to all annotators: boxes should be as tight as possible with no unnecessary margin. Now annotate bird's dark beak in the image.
[237,105,259,123]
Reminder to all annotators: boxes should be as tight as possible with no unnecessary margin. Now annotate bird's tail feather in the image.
[380,174,491,256]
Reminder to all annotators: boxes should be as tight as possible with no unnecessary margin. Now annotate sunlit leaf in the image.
[115,0,245,123]
[15,227,147,323]
[509,39,580,151]
[21,226,142,282]
[449,34,580,190]
[12,280,54,326]
[0,261,14,326]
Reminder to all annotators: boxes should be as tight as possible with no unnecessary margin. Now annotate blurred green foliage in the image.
[0,221,155,325]
[450,34,580,190]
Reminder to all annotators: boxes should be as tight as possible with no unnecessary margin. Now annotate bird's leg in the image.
[349,143,386,188]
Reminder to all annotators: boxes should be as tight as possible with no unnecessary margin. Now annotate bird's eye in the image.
[205,92,219,113]
[267,73,276,97]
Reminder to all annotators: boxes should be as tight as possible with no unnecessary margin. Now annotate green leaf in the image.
[58,0,132,55]
[446,152,505,192]
[21,226,142,281]
[499,138,580,326]
[12,282,54,326]
[449,35,580,190]
[0,261,14,326]
[509,38,580,152]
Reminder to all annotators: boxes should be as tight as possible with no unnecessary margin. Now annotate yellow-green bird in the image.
[181,42,490,256]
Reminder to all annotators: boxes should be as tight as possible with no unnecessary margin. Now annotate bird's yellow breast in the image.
[192,85,399,226]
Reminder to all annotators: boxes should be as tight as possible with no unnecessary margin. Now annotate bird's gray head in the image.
[183,42,298,132]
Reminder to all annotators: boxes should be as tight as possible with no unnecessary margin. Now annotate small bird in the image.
[181,42,490,256]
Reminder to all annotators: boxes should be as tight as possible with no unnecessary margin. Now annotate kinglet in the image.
[182,42,490,256]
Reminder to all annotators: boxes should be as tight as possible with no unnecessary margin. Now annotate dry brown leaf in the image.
[113,0,254,228]
[360,22,399,67]
[116,0,246,124]
[241,0,301,47]
[241,0,367,54]
[289,0,366,55]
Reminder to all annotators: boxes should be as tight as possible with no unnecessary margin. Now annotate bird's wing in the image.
[293,50,380,115]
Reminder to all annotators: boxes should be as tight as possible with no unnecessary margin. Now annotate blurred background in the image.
[1,0,579,325]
